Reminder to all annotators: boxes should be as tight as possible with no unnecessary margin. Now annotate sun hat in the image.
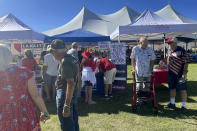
[166,37,178,44]
[81,49,93,58]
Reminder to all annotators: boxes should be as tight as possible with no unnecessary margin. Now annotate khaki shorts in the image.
[104,68,117,84]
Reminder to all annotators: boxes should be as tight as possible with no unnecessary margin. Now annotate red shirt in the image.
[97,61,105,72]
[81,57,96,71]
[99,58,116,71]
[22,58,37,71]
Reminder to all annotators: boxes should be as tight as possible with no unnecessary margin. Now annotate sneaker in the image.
[108,94,113,98]
[88,100,96,104]
[167,103,176,109]
[136,98,142,108]
[180,107,187,114]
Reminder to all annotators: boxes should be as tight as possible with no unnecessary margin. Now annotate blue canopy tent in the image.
[45,29,110,94]
[44,29,110,44]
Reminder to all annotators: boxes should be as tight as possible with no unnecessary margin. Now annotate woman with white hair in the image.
[0,44,49,131]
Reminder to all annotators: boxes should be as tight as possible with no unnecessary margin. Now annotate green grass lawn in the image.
[41,63,197,131]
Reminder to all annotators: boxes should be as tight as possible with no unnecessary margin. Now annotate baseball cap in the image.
[46,45,51,51]
[166,37,178,44]
[51,39,65,50]
[72,42,78,47]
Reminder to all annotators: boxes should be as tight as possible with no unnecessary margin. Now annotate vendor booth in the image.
[110,10,197,88]
[0,13,46,93]
[45,28,127,94]
[0,13,46,55]
[111,10,197,57]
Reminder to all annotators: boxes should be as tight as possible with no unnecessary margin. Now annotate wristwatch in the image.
[63,104,71,109]
[41,112,49,117]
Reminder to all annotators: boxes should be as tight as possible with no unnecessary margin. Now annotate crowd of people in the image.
[0,39,117,131]
[0,36,190,130]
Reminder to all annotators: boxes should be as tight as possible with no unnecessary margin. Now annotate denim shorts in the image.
[43,73,57,88]
[168,72,187,91]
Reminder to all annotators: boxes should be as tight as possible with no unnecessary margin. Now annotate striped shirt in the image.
[168,46,189,76]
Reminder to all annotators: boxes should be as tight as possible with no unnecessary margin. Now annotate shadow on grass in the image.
[154,81,197,103]
[44,81,197,120]
[45,101,57,115]
[78,82,197,120]
[187,81,197,97]
[78,92,133,116]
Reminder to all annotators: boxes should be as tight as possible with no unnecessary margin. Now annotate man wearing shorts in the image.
[166,37,189,113]
[43,45,59,101]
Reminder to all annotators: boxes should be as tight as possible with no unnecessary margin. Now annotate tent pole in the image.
[118,34,120,43]
[163,34,166,58]
[186,42,188,51]
[153,41,155,51]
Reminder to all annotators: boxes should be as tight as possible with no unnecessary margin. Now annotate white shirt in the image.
[43,53,59,76]
[130,45,156,77]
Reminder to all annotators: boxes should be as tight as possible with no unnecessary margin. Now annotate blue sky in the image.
[0,0,196,32]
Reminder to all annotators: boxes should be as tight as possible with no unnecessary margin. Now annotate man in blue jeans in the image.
[51,39,79,131]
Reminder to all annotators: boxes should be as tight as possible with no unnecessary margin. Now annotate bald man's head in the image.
[139,37,148,49]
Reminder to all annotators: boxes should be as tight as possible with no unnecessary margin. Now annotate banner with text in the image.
[98,41,110,50]
[110,42,127,93]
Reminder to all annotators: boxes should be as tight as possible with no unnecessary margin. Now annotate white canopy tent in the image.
[110,10,197,41]
[97,5,140,26]
[0,13,45,44]
[43,6,140,36]
[43,6,116,36]
[156,3,197,43]
[110,10,197,56]
[156,4,197,24]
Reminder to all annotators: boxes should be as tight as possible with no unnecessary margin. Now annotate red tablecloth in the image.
[151,69,168,84]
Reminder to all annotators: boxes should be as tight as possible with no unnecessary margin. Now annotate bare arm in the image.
[183,63,188,74]
[65,78,75,106]
[131,58,136,72]
[42,65,47,76]
[62,78,75,117]
[27,77,48,113]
